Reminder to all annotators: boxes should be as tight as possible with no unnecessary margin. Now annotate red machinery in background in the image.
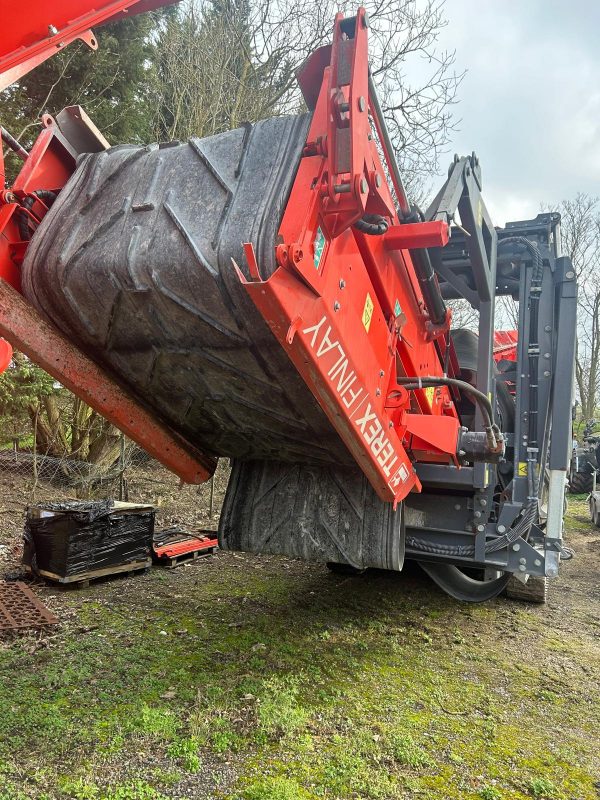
[0,3,577,602]
[494,331,518,364]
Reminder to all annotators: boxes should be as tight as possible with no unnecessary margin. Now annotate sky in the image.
[433,0,600,226]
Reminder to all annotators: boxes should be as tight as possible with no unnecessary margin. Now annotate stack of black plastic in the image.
[24,500,155,582]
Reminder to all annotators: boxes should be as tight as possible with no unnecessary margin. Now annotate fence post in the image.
[31,411,38,501]
[118,432,125,502]
[209,474,215,519]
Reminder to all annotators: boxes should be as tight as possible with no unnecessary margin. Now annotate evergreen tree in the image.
[0,355,55,443]
[0,354,119,465]
[1,15,159,150]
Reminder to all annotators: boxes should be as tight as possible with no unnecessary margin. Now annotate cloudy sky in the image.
[434,0,600,226]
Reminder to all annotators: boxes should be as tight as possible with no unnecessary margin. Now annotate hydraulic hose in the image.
[485,450,539,553]
[17,190,57,241]
[394,375,502,452]
[353,214,389,235]
[402,204,447,327]
[1,126,28,161]
[410,247,448,326]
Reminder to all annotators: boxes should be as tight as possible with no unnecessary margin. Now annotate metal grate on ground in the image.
[0,581,58,631]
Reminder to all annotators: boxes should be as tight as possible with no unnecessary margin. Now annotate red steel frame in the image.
[0,0,176,92]
[0,3,462,504]
[0,278,216,484]
[240,8,459,505]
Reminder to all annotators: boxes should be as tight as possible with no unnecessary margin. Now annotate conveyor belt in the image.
[22,115,352,467]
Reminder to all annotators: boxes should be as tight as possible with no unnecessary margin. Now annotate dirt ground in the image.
[0,473,598,800]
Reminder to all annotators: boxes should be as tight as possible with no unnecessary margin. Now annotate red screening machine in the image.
[0,3,576,601]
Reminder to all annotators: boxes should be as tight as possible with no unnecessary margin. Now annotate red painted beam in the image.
[384,220,449,251]
[0,279,216,484]
[0,0,178,92]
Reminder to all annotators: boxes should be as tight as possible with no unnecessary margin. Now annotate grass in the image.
[0,436,34,451]
[388,733,432,768]
[0,498,599,798]
[479,789,502,800]
[526,778,559,798]
[256,675,308,739]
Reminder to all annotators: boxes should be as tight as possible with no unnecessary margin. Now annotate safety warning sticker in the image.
[362,293,374,332]
[313,227,326,269]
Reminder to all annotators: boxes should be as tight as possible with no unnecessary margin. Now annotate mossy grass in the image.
[0,498,598,798]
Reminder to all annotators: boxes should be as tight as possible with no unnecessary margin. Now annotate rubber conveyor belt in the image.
[22,115,351,467]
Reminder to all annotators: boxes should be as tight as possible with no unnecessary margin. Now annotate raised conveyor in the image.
[22,115,352,467]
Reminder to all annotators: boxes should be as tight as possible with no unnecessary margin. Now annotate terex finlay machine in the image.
[0,2,577,602]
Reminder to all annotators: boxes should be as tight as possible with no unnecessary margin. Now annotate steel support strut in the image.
[0,279,216,484]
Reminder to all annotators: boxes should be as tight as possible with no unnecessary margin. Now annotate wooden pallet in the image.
[159,547,216,569]
[25,559,152,588]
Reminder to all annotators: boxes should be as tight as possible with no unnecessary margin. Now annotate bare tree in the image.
[153,0,462,196]
[545,194,600,419]
[446,299,478,330]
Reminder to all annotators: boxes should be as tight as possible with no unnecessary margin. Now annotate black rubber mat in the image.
[22,116,351,466]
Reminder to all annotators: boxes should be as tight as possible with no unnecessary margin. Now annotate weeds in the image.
[257,675,308,738]
[242,776,312,800]
[137,705,178,740]
[58,779,167,800]
[527,777,559,798]
[387,733,432,768]
[165,737,201,772]
[479,787,502,800]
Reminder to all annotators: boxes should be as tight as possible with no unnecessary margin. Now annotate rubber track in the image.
[219,459,404,570]
[22,116,351,466]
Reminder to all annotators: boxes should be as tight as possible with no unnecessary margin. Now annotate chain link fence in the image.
[0,424,229,533]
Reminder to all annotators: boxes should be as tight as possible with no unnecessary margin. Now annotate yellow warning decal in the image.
[483,464,490,488]
[518,462,528,476]
[362,292,374,332]
[425,386,435,407]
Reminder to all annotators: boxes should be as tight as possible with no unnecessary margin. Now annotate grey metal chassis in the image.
[406,156,578,580]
